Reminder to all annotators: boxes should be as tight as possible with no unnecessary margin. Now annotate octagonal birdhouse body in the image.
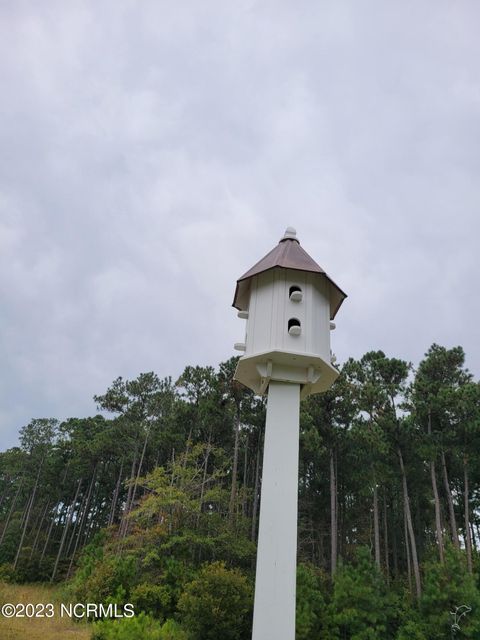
[233,228,346,398]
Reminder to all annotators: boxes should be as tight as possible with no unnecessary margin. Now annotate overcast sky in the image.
[1,1,479,450]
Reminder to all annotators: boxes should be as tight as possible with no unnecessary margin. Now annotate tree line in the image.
[0,344,479,638]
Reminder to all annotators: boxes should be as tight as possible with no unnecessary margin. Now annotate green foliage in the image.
[7,555,52,583]
[2,350,480,640]
[177,561,252,640]
[92,615,189,639]
[0,520,22,564]
[326,547,389,640]
[158,619,190,640]
[66,534,107,596]
[69,545,136,604]
[19,418,59,457]
[129,444,255,568]
[130,582,171,620]
[396,617,427,640]
[157,557,196,616]
[0,562,14,582]
[419,546,480,639]
[295,563,326,640]
[91,612,163,640]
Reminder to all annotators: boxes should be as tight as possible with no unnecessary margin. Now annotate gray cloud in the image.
[1,1,479,448]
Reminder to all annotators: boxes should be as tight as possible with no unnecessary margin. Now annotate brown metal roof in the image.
[232,229,347,320]
[237,235,324,279]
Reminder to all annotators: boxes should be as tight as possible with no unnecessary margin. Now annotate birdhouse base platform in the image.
[234,350,339,398]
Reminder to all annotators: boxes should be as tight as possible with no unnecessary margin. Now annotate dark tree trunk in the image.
[84,468,102,545]
[129,427,150,510]
[51,479,82,582]
[392,508,399,578]
[0,482,10,513]
[398,447,421,599]
[428,411,444,564]
[30,500,50,558]
[66,490,87,558]
[229,403,241,519]
[383,492,390,582]
[108,459,124,527]
[242,435,248,517]
[430,460,444,563]
[404,508,412,593]
[14,463,43,570]
[330,448,337,576]
[119,446,138,538]
[40,505,57,561]
[77,466,98,544]
[0,479,23,546]
[464,455,473,573]
[122,428,150,540]
[197,435,212,530]
[197,436,215,564]
[441,450,460,550]
[19,491,34,529]
[373,482,380,568]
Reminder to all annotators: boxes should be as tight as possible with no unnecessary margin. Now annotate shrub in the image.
[296,563,326,640]
[178,561,252,640]
[419,546,480,639]
[8,555,52,583]
[326,547,389,640]
[91,612,163,640]
[396,618,427,640]
[0,563,14,582]
[130,582,171,620]
[69,551,136,604]
[159,619,190,639]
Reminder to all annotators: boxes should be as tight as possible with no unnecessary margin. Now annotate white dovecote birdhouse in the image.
[233,227,347,398]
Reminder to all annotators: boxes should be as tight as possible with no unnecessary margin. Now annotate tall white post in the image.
[232,227,346,640]
[252,380,300,640]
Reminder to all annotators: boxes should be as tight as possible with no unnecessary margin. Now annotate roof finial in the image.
[282,227,299,242]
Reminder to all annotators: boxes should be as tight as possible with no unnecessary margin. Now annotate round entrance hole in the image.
[289,286,303,302]
[288,318,301,336]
